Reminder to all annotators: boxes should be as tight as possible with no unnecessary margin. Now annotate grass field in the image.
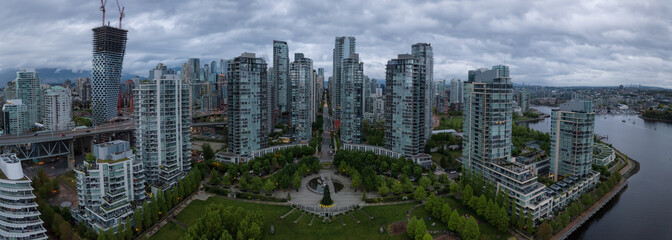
[149,196,421,240]
[435,116,463,131]
[430,150,463,170]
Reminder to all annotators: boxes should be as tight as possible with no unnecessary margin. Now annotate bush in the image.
[204,185,230,196]
[236,192,287,202]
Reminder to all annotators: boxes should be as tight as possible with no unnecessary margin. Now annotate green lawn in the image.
[152,196,421,240]
[435,116,463,131]
[147,222,186,240]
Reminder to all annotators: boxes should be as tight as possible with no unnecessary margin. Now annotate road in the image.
[319,100,334,163]
[0,121,135,145]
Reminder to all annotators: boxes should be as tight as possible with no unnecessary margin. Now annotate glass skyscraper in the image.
[92,26,127,124]
[340,53,365,144]
[14,69,41,127]
[273,40,290,115]
[384,54,427,156]
[411,43,434,140]
[290,53,314,143]
[550,100,595,180]
[332,36,356,123]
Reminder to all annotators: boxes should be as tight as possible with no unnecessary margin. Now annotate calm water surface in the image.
[524,105,672,240]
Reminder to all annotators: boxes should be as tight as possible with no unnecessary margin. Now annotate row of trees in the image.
[98,166,205,240]
[334,150,425,185]
[424,194,480,240]
[362,119,384,146]
[180,204,264,240]
[642,108,672,121]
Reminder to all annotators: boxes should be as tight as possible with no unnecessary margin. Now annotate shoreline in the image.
[552,147,640,240]
[638,115,672,124]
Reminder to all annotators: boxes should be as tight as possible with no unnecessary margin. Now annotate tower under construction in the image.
[92,25,127,124]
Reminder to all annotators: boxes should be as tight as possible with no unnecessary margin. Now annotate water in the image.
[523,105,672,240]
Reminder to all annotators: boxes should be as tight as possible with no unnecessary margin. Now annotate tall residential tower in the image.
[340,54,365,144]
[289,53,314,143]
[550,100,595,180]
[332,36,356,123]
[273,41,290,116]
[92,26,127,124]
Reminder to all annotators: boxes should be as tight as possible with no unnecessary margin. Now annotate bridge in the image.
[0,120,227,162]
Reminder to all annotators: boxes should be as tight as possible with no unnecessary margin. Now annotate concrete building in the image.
[3,80,16,101]
[290,53,314,143]
[0,154,48,240]
[340,53,365,144]
[342,143,433,168]
[73,140,145,232]
[92,26,127,124]
[384,54,429,157]
[411,43,434,140]
[76,77,92,102]
[2,99,29,135]
[43,86,75,131]
[13,69,41,127]
[450,78,462,104]
[550,100,595,180]
[134,64,191,189]
[273,40,290,115]
[227,53,270,161]
[332,36,356,123]
[462,65,553,220]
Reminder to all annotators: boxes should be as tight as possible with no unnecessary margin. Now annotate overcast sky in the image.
[0,0,670,87]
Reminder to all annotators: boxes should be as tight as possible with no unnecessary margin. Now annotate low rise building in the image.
[73,140,145,232]
[0,154,48,240]
[593,143,615,166]
[547,171,600,211]
[342,143,433,168]
[215,143,310,164]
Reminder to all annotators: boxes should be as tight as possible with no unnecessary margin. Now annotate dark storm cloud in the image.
[0,0,670,87]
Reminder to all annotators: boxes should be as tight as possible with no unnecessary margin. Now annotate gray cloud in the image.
[0,0,670,87]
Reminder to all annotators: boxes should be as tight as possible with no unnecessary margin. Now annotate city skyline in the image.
[0,0,670,88]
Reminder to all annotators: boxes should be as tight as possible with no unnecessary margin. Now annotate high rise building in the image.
[3,80,17,101]
[289,53,314,143]
[340,53,365,144]
[210,60,217,75]
[384,54,427,156]
[316,68,325,108]
[2,99,29,135]
[227,53,270,160]
[73,140,145,232]
[517,89,530,113]
[0,154,48,240]
[412,43,434,139]
[273,40,290,115]
[550,100,595,180]
[450,78,462,104]
[76,78,92,102]
[43,86,74,131]
[134,64,191,189]
[182,58,201,117]
[14,69,41,127]
[92,26,127,124]
[332,36,356,123]
[220,59,227,75]
[462,65,552,220]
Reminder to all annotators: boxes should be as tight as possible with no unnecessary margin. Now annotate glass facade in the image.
[290,53,314,143]
[340,54,365,144]
[550,100,595,179]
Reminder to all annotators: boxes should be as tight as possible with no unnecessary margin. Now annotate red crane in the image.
[99,0,108,26]
[116,0,125,29]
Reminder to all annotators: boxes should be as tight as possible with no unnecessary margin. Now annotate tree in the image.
[263,179,276,192]
[292,172,302,190]
[209,169,220,185]
[125,216,132,240]
[202,143,215,161]
[134,207,143,233]
[392,180,403,195]
[418,176,432,189]
[537,221,553,240]
[526,212,535,235]
[462,217,480,240]
[476,195,487,216]
[320,185,333,206]
[250,176,263,192]
[448,210,460,231]
[462,184,473,204]
[402,178,414,193]
[414,186,427,201]
[449,182,461,196]
[441,203,452,223]
[422,232,433,240]
[378,181,390,196]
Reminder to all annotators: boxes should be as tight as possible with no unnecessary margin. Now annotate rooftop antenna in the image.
[100,0,108,26]
[115,0,125,29]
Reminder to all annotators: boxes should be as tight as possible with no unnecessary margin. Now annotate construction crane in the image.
[100,0,108,26]
[116,0,125,29]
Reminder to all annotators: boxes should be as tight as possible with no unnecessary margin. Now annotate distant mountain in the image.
[0,68,141,87]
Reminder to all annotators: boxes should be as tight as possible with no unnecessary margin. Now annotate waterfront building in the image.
[43,86,75,131]
[13,69,41,127]
[134,64,191,189]
[462,65,553,220]
[2,99,29,135]
[0,154,48,240]
[412,43,434,139]
[340,53,365,144]
[92,26,127,124]
[550,100,596,180]
[593,143,615,166]
[332,36,356,123]
[273,40,290,115]
[73,140,145,232]
[517,89,530,113]
[289,53,314,143]
[384,54,428,157]
[227,53,270,161]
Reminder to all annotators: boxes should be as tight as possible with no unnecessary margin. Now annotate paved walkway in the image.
[550,158,635,240]
[274,170,364,208]
[140,191,213,239]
